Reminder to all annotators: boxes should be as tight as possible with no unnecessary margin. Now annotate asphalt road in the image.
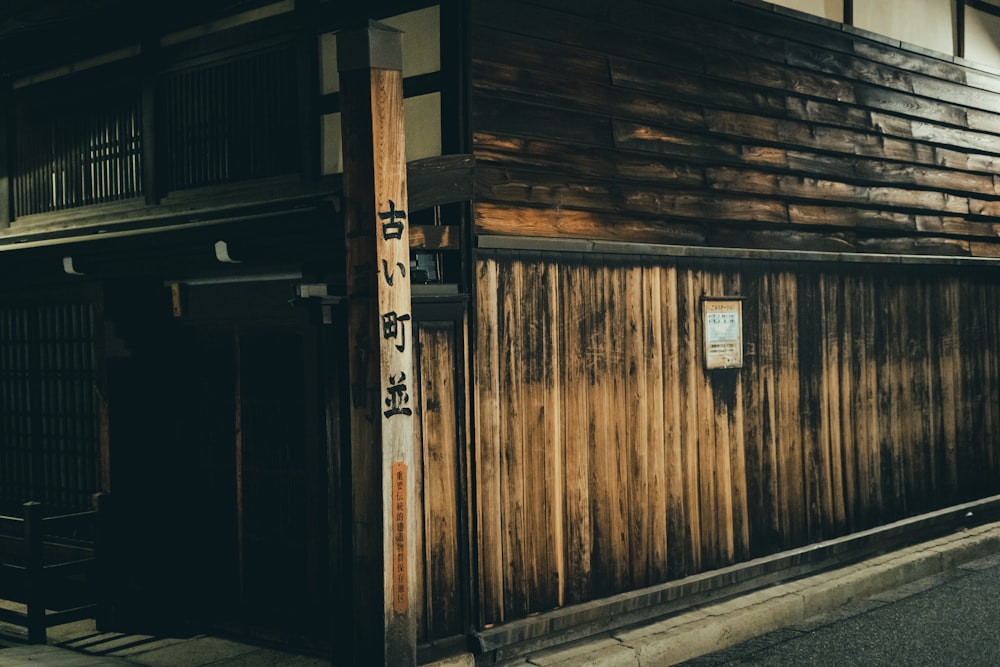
[680,552,1000,667]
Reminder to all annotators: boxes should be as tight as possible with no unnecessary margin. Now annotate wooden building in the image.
[2,0,1000,663]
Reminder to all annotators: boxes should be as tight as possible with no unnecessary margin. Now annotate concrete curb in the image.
[442,522,1000,667]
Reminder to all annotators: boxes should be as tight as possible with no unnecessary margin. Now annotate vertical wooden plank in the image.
[586,259,614,597]
[474,257,504,625]
[521,255,559,611]
[877,273,904,520]
[606,260,630,592]
[797,271,826,541]
[762,269,782,547]
[820,272,846,534]
[898,276,920,515]
[695,269,721,568]
[518,257,541,613]
[677,265,702,573]
[955,279,975,497]
[412,334,428,641]
[499,257,526,618]
[546,261,565,607]
[988,283,1000,482]
[418,325,461,638]
[838,271,858,532]
[625,261,650,588]
[562,259,592,603]
[775,270,805,547]
[703,270,737,566]
[752,267,781,554]
[973,281,993,495]
[724,269,749,562]
[978,281,997,487]
[645,261,668,583]
[662,263,686,578]
[856,275,882,527]
[912,276,935,512]
[935,275,960,504]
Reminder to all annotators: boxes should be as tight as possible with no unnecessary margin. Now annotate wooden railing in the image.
[0,494,107,644]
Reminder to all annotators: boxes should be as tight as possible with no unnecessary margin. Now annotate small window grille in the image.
[0,303,99,515]
[15,79,142,217]
[162,46,299,191]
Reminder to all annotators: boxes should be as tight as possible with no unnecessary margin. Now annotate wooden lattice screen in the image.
[0,304,100,514]
[162,46,299,191]
[14,80,142,217]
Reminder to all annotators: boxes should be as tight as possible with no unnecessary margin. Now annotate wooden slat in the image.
[473,258,503,625]
[661,263,686,578]
[775,271,805,547]
[624,262,649,588]
[498,257,527,619]
[604,259,629,592]
[417,324,462,637]
[675,267,704,571]
[645,261,668,583]
[520,257,557,611]
[561,259,592,604]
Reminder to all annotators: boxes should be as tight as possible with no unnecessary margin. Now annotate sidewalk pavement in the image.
[1,521,999,666]
[0,620,331,666]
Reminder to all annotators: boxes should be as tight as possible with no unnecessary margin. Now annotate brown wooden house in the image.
[2,0,1000,664]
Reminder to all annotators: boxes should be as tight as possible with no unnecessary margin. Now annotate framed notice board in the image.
[702,297,743,370]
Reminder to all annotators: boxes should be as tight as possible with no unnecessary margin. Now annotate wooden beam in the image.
[338,21,418,667]
[966,0,1000,18]
[406,154,475,212]
[409,224,460,250]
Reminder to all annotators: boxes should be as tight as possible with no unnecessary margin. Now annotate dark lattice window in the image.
[15,73,143,217]
[0,304,100,515]
[162,46,299,190]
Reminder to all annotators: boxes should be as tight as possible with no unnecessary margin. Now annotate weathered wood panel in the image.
[414,323,463,640]
[473,252,1000,625]
[472,0,1000,254]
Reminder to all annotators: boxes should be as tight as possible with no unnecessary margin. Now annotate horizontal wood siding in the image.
[473,253,1000,625]
[471,0,1000,255]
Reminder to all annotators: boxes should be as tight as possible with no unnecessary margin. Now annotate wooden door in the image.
[176,325,326,643]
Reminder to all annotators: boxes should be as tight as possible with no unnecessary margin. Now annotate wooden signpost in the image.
[337,21,417,666]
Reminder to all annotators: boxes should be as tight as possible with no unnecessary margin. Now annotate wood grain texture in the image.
[472,253,1000,627]
[472,0,1000,253]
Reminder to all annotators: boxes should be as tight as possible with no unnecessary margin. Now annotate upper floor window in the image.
[14,68,142,217]
[765,0,1000,69]
[161,45,300,191]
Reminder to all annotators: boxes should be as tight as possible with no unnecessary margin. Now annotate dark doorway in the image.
[109,281,328,648]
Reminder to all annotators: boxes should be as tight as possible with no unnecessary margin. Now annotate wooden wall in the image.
[473,252,1000,625]
[412,312,471,644]
[471,0,1000,255]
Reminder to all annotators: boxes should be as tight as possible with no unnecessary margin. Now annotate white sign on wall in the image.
[703,298,743,370]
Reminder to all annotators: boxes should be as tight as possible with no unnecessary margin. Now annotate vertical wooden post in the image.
[141,38,160,206]
[93,492,116,631]
[0,78,12,229]
[338,21,418,666]
[956,0,966,59]
[23,501,46,645]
